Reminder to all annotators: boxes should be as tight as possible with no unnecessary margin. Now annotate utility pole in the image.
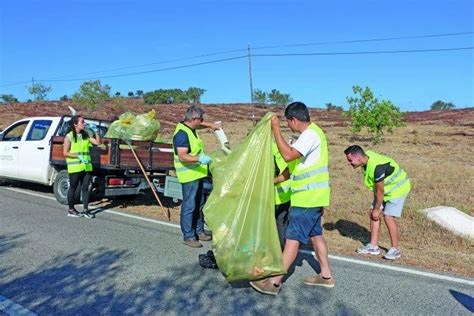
[247,44,256,125]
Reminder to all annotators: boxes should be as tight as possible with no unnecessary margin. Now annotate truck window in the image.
[26,119,53,141]
[1,121,29,141]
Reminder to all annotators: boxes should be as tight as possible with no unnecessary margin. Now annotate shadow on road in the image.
[0,247,358,314]
[324,219,371,245]
[450,289,474,313]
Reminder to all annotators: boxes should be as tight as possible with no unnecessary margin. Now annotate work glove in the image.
[198,154,212,165]
[78,155,90,164]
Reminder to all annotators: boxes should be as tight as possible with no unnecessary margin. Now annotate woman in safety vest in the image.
[63,115,101,218]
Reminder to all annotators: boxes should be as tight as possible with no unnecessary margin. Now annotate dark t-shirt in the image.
[373,162,395,183]
[364,162,395,183]
[172,123,197,155]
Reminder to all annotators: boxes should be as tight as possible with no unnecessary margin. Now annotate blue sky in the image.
[0,0,473,110]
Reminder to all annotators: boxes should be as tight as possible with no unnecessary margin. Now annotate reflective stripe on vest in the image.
[290,123,330,208]
[364,151,411,201]
[65,132,92,173]
[172,122,208,183]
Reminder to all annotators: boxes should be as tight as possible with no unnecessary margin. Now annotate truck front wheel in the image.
[53,170,80,205]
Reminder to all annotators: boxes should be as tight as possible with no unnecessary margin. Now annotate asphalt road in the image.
[0,186,473,315]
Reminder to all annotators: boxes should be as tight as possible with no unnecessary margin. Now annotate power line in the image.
[44,48,247,80]
[42,46,474,83]
[252,31,474,50]
[40,55,248,82]
[2,31,471,87]
[1,45,473,88]
[253,46,474,57]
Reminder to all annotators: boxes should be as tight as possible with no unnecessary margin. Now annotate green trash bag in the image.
[203,112,285,282]
[104,112,134,139]
[124,109,161,141]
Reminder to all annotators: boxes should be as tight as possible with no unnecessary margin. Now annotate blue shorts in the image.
[286,206,323,244]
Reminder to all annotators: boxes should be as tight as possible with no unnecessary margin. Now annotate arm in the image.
[89,132,101,146]
[198,121,220,131]
[371,181,385,221]
[271,116,302,162]
[177,147,200,163]
[274,167,290,184]
[62,136,77,159]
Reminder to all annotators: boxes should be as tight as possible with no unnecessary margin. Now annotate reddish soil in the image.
[1,99,473,131]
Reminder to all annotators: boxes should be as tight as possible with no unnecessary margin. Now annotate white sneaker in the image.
[384,247,401,260]
[356,243,381,255]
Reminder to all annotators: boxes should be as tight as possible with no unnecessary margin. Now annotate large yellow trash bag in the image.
[203,112,285,282]
[104,112,134,139]
[124,109,161,141]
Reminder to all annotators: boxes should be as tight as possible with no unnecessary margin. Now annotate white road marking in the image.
[2,187,473,286]
[0,295,37,316]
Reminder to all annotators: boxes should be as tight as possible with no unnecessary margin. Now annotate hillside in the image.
[1,100,473,131]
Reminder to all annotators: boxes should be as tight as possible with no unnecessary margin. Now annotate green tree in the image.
[186,87,206,103]
[0,94,19,104]
[143,87,205,104]
[114,92,121,97]
[253,89,267,103]
[136,90,144,98]
[28,82,52,101]
[325,102,343,111]
[128,91,134,97]
[60,95,69,101]
[431,100,455,110]
[268,89,293,106]
[345,85,404,143]
[72,80,111,110]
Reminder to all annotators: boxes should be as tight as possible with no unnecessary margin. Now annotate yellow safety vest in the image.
[364,151,411,201]
[273,142,295,205]
[172,122,208,183]
[290,123,330,208]
[65,131,92,173]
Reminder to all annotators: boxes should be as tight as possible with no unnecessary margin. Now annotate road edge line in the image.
[3,186,473,286]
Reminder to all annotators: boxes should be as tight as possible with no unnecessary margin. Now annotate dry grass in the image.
[2,102,471,277]
[111,120,473,277]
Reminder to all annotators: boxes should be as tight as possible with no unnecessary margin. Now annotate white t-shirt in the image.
[291,127,321,169]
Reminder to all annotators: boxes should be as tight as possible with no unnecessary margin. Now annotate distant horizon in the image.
[3,97,472,113]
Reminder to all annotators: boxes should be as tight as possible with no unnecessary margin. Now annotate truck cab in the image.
[0,116,106,186]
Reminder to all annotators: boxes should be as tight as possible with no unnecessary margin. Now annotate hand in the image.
[86,123,98,133]
[78,155,90,164]
[198,154,212,165]
[207,123,221,131]
[271,115,280,131]
[370,208,381,221]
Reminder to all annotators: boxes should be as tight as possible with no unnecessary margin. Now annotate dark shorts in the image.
[286,206,323,244]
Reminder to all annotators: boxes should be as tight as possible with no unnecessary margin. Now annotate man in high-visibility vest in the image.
[251,102,335,296]
[344,145,411,260]
[272,142,296,249]
[173,106,220,248]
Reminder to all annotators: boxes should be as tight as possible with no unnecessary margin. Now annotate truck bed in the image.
[50,136,174,172]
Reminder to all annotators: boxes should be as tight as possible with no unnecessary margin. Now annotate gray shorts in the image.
[372,194,408,218]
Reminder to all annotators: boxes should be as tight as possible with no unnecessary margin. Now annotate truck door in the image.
[0,120,29,179]
[18,119,54,182]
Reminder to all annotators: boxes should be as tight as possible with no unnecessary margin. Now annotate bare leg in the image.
[310,235,332,278]
[271,239,300,285]
[370,217,381,246]
[384,215,399,248]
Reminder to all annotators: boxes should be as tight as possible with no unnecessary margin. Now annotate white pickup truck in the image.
[0,116,179,204]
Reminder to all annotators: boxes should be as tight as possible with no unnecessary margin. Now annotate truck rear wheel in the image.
[53,170,80,205]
